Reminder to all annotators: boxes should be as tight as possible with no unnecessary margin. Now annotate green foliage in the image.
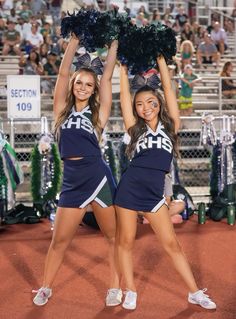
[31,143,61,204]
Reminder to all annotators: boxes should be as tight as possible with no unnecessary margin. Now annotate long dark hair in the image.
[54,67,101,140]
[126,85,178,158]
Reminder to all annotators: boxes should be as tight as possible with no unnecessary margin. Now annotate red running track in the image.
[0,215,235,319]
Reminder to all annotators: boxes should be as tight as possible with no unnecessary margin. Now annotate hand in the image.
[110,39,118,48]
[120,64,128,73]
[71,32,79,41]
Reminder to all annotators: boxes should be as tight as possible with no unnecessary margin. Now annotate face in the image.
[135,91,160,124]
[226,63,233,73]
[73,71,95,102]
[185,67,192,75]
[30,51,37,60]
[214,23,220,31]
[204,33,211,43]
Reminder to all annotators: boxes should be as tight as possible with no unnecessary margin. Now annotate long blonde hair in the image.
[180,40,195,54]
[54,68,102,141]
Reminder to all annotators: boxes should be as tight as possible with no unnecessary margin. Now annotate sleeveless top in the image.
[131,121,173,172]
[59,105,101,159]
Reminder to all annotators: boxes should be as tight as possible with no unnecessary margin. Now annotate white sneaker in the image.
[32,287,52,306]
[122,290,137,310]
[106,288,122,306]
[188,288,216,310]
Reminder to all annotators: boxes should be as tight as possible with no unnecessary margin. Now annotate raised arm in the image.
[53,36,79,118]
[157,56,180,133]
[120,65,136,131]
[99,40,118,128]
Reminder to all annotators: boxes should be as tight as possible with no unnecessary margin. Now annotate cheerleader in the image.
[114,56,216,311]
[33,35,121,307]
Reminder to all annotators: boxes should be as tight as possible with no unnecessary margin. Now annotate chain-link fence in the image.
[2,115,229,202]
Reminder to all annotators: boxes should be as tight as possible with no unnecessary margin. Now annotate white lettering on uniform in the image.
[136,138,147,153]
[61,116,94,134]
[162,138,172,153]
[147,136,162,148]
[67,117,81,129]
[136,136,173,153]
[81,119,93,133]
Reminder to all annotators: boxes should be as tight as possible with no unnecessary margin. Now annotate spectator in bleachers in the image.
[40,21,52,42]
[135,12,148,27]
[19,48,44,75]
[39,42,49,65]
[30,0,46,15]
[180,22,194,43]
[150,8,161,25]
[175,6,189,30]
[43,50,60,75]
[206,18,217,34]
[25,23,44,54]
[196,32,220,67]
[19,2,33,21]
[41,50,60,93]
[180,40,195,70]
[15,15,31,40]
[192,22,203,47]
[2,19,22,56]
[220,61,236,98]
[179,64,201,116]
[49,25,63,54]
[137,5,149,20]
[210,21,228,55]
[49,0,62,25]
[162,6,174,22]
[162,14,173,28]
[224,17,234,34]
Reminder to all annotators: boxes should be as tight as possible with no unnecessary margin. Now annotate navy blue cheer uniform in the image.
[115,121,173,212]
[58,105,116,208]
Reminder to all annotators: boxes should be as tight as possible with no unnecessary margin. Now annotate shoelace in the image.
[199,288,213,302]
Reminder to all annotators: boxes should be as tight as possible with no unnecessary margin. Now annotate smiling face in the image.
[134,90,160,126]
[73,70,96,102]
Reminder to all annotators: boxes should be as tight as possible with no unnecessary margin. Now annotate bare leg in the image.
[145,205,199,293]
[91,201,120,288]
[115,205,137,291]
[43,206,86,287]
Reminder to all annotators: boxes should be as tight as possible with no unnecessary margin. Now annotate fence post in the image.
[10,118,15,148]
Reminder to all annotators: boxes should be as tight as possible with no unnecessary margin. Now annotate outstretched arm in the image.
[53,35,79,118]
[157,56,180,133]
[99,40,118,128]
[120,65,136,131]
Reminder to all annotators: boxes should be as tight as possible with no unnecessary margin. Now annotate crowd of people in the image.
[0,1,236,109]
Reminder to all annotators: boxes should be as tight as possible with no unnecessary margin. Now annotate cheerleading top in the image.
[130,121,173,172]
[59,105,101,159]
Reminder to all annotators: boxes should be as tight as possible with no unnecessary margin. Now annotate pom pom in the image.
[61,9,131,52]
[118,23,177,74]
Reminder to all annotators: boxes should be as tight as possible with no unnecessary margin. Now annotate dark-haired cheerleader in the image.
[32,35,121,307]
[114,56,216,311]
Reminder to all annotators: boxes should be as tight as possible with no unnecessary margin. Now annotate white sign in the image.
[7,75,41,118]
